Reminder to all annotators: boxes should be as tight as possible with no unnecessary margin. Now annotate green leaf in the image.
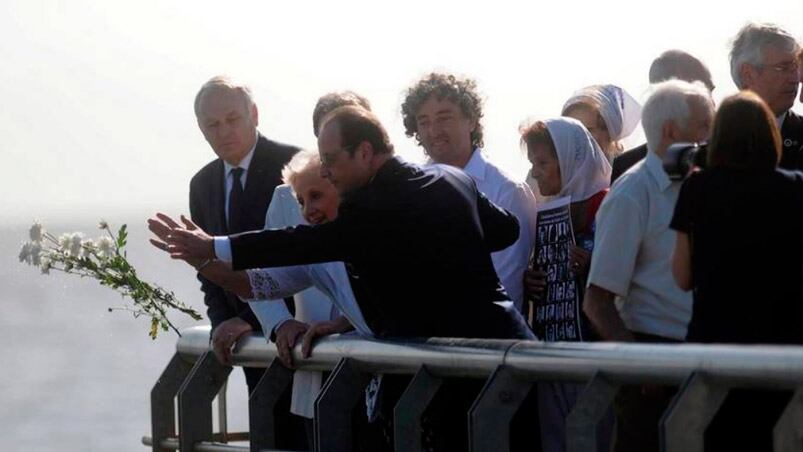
[117,224,128,250]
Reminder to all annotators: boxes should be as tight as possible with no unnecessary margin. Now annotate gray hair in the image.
[194,76,256,117]
[312,91,372,136]
[729,22,800,88]
[649,50,714,91]
[281,149,321,188]
[642,80,713,153]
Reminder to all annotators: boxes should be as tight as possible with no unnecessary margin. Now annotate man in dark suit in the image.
[165,105,534,451]
[190,76,305,448]
[729,23,802,171]
[611,50,714,183]
[171,105,533,341]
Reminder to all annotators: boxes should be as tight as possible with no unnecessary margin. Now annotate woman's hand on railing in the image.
[301,317,353,359]
[274,320,310,368]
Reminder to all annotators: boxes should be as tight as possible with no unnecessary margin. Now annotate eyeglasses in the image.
[320,144,357,168]
[759,61,800,75]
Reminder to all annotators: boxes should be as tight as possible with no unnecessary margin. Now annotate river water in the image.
[0,217,250,451]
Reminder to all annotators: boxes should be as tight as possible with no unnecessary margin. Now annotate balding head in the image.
[649,50,714,92]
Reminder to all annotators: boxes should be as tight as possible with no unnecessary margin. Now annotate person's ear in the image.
[663,119,679,143]
[739,63,756,89]
[356,141,373,164]
[251,103,259,127]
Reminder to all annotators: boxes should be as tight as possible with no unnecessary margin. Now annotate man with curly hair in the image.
[401,72,537,313]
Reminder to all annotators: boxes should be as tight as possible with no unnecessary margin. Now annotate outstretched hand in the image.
[147,213,215,262]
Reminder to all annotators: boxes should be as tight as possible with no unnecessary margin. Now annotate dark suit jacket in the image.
[229,157,531,339]
[189,134,298,330]
[611,143,648,184]
[780,110,803,171]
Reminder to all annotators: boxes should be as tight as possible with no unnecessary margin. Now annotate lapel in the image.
[780,111,803,170]
[209,159,228,235]
[240,136,271,228]
[243,137,269,210]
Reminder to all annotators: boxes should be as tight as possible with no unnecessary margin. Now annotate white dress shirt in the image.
[461,150,538,311]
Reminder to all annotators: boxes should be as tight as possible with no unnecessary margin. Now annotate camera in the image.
[662,142,708,180]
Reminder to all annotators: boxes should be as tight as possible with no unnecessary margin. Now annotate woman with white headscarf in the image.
[520,117,613,452]
[561,84,641,162]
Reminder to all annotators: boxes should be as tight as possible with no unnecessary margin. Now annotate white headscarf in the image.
[543,117,611,202]
[562,84,642,141]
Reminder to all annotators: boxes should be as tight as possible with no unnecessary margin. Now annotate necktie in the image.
[228,167,245,233]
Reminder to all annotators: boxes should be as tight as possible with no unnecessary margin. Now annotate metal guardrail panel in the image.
[153,326,803,452]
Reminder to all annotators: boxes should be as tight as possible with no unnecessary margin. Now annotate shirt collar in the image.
[223,132,258,176]
[462,148,487,182]
[644,150,672,192]
[777,111,788,130]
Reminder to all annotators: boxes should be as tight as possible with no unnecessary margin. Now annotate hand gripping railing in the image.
[143,325,803,452]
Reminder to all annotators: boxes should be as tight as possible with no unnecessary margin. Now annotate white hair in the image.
[193,75,256,117]
[642,80,713,153]
[281,149,322,188]
[729,22,800,88]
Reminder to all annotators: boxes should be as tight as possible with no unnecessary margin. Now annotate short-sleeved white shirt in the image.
[587,151,692,340]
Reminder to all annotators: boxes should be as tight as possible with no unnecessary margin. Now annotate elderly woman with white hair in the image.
[562,84,642,162]
[148,150,373,447]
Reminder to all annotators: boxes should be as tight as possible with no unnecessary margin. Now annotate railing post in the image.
[249,358,295,452]
[469,365,532,452]
[566,372,618,452]
[660,372,728,452]
[394,365,443,452]
[773,387,803,452]
[314,357,370,452]
[177,351,232,452]
[150,352,195,452]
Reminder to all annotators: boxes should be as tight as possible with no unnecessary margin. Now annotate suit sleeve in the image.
[190,178,240,329]
[229,205,358,271]
[476,190,520,253]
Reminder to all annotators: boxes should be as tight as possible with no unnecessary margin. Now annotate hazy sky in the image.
[2,0,802,223]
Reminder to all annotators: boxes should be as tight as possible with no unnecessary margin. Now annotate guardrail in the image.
[143,325,803,452]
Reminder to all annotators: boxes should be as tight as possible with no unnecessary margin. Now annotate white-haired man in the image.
[730,22,802,170]
[611,49,714,182]
[583,80,714,452]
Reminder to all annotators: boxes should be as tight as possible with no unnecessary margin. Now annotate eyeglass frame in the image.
[319,143,360,168]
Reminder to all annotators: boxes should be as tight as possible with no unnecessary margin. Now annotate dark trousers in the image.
[243,367,308,451]
[612,331,679,452]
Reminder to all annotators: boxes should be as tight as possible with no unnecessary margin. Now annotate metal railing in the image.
[143,325,803,452]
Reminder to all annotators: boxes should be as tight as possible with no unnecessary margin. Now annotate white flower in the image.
[40,256,52,274]
[58,234,72,253]
[18,242,32,264]
[29,222,45,243]
[96,236,114,259]
[81,239,95,258]
[69,233,83,257]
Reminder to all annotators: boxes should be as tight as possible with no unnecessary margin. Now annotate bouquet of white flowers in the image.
[18,220,202,339]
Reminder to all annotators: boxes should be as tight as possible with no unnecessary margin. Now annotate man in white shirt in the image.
[400,72,537,313]
[582,80,714,452]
